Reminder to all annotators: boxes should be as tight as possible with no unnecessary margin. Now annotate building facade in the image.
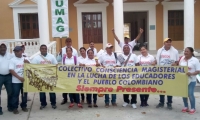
[0,0,199,52]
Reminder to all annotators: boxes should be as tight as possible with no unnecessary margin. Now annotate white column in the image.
[113,0,124,53]
[184,0,194,49]
[38,0,50,45]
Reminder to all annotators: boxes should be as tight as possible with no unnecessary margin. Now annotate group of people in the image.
[0,28,200,115]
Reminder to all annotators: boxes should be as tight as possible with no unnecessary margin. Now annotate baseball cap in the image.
[16,43,24,46]
[106,43,113,48]
[124,37,129,39]
[13,46,22,51]
[163,38,172,43]
[124,35,130,39]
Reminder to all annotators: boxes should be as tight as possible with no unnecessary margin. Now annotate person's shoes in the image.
[144,102,149,107]
[22,107,28,112]
[88,104,92,108]
[93,104,98,108]
[13,109,19,114]
[167,103,172,110]
[189,109,196,115]
[122,102,128,107]
[52,105,57,109]
[27,96,31,101]
[8,108,13,112]
[61,100,67,105]
[69,103,74,108]
[40,105,46,110]
[182,107,189,113]
[132,104,137,109]
[156,103,164,108]
[140,102,145,107]
[0,107,3,115]
[77,104,83,108]
[112,103,117,106]
[105,103,109,108]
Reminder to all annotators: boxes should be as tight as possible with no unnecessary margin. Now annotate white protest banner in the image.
[51,0,69,37]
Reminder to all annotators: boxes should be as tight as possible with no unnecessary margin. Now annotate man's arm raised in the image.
[135,28,144,41]
[112,29,120,44]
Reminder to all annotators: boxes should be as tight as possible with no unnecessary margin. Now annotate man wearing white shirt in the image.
[12,43,29,58]
[31,45,57,110]
[119,45,139,109]
[9,46,30,114]
[0,43,13,115]
[57,38,78,63]
[112,28,144,53]
[156,38,179,110]
[98,43,120,108]
[14,43,31,101]
[86,41,97,57]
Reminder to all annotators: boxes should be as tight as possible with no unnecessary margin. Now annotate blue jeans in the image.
[159,95,172,104]
[0,74,12,109]
[87,94,97,104]
[12,83,27,109]
[104,94,116,104]
[183,82,196,109]
[40,93,56,106]
[69,93,80,104]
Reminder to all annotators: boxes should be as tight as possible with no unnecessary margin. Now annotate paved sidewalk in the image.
[1,89,200,120]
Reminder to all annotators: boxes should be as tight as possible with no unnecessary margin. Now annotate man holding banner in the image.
[156,38,179,110]
[31,45,58,110]
[9,46,30,114]
[98,43,120,107]
[118,45,139,109]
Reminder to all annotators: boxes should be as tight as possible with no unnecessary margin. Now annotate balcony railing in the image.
[0,39,40,57]
[30,41,57,60]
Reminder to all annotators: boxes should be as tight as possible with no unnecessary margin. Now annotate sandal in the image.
[77,104,83,108]
[88,104,92,108]
[93,104,98,108]
[68,103,74,108]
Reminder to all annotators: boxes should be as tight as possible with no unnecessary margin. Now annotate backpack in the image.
[63,54,77,65]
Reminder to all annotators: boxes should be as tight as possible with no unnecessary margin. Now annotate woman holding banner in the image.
[80,49,100,108]
[78,47,87,103]
[63,47,83,108]
[137,46,156,107]
[179,47,200,114]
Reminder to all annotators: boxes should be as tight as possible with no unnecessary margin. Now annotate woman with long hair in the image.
[179,47,200,114]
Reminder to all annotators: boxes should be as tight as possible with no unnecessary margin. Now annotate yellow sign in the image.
[24,64,188,97]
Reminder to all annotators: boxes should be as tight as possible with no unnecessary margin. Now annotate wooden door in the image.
[20,14,39,39]
[82,13,103,44]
